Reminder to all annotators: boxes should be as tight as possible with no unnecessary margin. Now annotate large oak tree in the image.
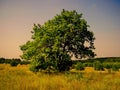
[20,9,96,72]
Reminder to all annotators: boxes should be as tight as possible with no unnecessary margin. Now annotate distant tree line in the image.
[73,57,120,71]
[0,57,120,72]
[0,57,30,66]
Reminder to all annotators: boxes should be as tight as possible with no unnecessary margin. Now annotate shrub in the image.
[112,64,119,71]
[75,62,85,70]
[84,62,93,67]
[10,60,19,66]
[103,63,112,69]
[0,58,5,64]
[93,61,104,71]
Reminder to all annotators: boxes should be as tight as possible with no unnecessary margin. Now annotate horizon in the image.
[0,0,120,58]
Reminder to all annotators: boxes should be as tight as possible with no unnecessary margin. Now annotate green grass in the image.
[0,64,120,90]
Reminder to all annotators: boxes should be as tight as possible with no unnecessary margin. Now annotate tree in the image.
[75,62,85,70]
[20,9,96,72]
[93,61,104,71]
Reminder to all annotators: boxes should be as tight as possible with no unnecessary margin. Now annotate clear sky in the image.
[0,0,120,58]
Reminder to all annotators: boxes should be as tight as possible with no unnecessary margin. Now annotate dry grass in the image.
[0,64,120,90]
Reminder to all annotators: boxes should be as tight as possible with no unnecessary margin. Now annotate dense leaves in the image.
[20,9,95,72]
[0,58,30,66]
[75,62,85,70]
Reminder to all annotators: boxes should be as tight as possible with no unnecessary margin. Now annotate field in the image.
[0,64,120,90]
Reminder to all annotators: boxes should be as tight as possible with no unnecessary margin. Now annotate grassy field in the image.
[0,64,120,90]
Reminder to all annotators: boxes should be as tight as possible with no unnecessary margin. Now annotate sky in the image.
[0,0,120,58]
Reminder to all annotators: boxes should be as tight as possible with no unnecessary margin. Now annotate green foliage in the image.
[93,61,104,71]
[29,55,47,72]
[20,61,30,65]
[0,58,5,63]
[75,62,85,70]
[20,9,95,72]
[103,62,120,71]
[0,57,30,65]
[84,62,93,67]
[10,60,19,66]
[103,63,112,69]
[112,63,119,71]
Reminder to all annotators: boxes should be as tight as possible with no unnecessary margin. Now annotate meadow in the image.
[0,64,120,90]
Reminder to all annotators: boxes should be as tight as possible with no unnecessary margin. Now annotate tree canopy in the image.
[20,9,96,72]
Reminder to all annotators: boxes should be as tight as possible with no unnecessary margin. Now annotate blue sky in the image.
[0,0,120,58]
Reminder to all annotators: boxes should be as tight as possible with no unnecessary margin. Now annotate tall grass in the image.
[0,64,120,90]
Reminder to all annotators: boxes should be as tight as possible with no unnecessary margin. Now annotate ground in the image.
[0,64,120,90]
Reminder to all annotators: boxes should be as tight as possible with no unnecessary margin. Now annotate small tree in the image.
[10,60,19,66]
[75,62,85,70]
[20,9,95,72]
[112,63,119,71]
[93,61,104,71]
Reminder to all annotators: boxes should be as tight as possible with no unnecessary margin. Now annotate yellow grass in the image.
[0,64,120,90]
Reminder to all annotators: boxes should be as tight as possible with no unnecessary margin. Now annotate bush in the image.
[75,62,85,70]
[84,62,93,67]
[10,60,19,66]
[103,63,112,69]
[93,61,104,71]
[0,58,5,64]
[112,64,119,71]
